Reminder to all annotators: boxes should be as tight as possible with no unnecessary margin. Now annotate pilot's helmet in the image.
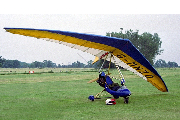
[101,72,105,77]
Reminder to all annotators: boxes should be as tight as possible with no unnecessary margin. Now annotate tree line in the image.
[154,59,178,68]
[0,56,178,68]
[0,56,57,68]
[0,56,100,68]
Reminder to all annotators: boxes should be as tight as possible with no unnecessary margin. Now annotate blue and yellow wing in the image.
[4,28,168,92]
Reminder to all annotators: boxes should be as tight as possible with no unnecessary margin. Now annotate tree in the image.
[57,64,61,68]
[167,61,178,68]
[42,60,56,68]
[13,60,21,68]
[86,60,94,68]
[20,62,29,68]
[154,59,168,68]
[0,56,6,67]
[2,60,20,68]
[32,61,44,68]
[71,61,85,68]
[2,60,13,68]
[106,29,163,65]
[154,59,178,68]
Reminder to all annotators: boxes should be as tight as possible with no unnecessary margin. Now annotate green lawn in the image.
[0,68,179,120]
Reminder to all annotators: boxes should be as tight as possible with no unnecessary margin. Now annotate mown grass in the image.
[0,68,180,120]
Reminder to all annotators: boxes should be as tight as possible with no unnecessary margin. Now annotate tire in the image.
[123,97,129,104]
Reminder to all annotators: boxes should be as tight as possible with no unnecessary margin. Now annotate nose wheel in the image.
[123,96,129,104]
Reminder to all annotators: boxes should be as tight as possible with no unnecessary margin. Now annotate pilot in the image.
[96,72,106,87]
[96,72,121,90]
[96,72,130,102]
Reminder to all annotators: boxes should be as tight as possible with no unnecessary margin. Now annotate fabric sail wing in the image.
[4,27,168,92]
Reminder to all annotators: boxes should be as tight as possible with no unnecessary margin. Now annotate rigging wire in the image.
[112,54,125,82]
[98,53,109,73]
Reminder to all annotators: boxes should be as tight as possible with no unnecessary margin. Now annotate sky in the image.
[0,1,180,65]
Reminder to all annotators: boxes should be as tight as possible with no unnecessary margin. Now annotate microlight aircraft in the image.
[4,28,168,104]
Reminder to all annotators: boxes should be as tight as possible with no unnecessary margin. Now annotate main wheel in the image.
[123,97,129,104]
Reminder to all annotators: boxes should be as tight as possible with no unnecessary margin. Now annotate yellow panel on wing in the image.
[82,42,105,50]
[7,29,65,41]
[82,42,116,52]
[62,36,88,45]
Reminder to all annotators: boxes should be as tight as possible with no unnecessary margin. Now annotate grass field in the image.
[0,68,180,120]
